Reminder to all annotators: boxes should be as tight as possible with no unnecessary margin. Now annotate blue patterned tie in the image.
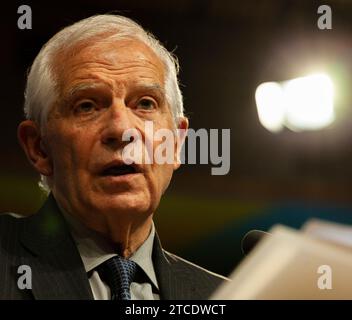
[98,256,138,300]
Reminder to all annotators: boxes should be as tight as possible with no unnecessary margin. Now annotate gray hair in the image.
[23,14,184,192]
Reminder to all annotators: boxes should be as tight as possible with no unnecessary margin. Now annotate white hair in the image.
[23,14,185,192]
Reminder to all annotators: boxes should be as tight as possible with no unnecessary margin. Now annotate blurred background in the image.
[2,0,352,277]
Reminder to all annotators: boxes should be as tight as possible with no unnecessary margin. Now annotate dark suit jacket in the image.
[0,194,228,300]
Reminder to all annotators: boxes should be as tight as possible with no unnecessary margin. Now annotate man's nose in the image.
[101,99,134,149]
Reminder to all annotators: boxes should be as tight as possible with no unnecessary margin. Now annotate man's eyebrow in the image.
[67,82,112,97]
[133,83,165,95]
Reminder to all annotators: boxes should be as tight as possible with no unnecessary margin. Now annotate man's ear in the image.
[17,120,53,176]
[174,117,189,170]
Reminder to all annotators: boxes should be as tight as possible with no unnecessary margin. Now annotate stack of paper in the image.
[211,220,352,299]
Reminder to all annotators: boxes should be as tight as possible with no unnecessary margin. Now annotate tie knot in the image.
[98,255,138,300]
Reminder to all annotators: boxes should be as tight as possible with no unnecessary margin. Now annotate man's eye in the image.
[136,98,156,110]
[75,101,96,114]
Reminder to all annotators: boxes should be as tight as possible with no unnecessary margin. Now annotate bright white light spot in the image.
[255,82,285,132]
[283,74,334,131]
[255,73,335,132]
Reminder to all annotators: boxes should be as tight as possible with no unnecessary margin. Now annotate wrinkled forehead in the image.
[52,38,166,93]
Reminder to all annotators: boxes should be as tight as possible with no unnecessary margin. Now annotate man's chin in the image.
[96,173,144,193]
[92,192,152,216]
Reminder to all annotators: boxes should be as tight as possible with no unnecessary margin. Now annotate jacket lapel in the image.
[19,194,93,300]
[153,232,196,300]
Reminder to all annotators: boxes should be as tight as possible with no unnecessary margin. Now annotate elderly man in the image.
[0,15,227,300]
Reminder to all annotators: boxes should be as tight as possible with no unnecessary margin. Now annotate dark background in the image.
[2,0,352,276]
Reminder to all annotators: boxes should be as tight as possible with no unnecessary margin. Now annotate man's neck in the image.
[55,196,153,258]
[104,216,153,258]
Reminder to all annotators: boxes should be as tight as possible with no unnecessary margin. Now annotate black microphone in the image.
[241,230,270,255]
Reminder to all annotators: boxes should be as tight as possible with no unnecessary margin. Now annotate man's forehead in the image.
[56,38,165,92]
[58,38,164,71]
[93,39,160,62]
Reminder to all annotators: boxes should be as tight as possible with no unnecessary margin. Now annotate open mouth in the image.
[101,164,137,177]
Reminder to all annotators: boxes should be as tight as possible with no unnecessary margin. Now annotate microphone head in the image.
[241,230,269,255]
